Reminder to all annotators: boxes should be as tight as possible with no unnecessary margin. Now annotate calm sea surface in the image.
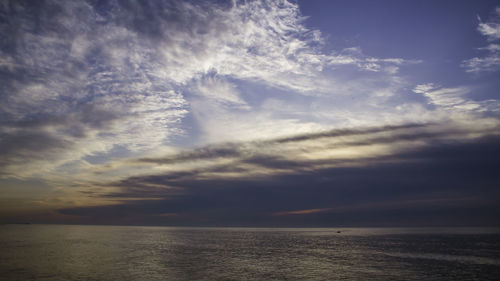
[1,225,499,280]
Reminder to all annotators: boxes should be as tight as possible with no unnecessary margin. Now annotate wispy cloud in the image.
[462,7,500,73]
[413,84,491,112]
[462,49,500,73]
[0,0,414,179]
[477,7,500,41]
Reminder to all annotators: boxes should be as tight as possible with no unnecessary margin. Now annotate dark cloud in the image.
[59,128,500,226]
[273,123,428,144]
[139,143,244,164]
[0,129,73,173]
[0,103,122,175]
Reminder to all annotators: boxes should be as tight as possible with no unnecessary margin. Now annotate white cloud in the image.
[478,22,500,40]
[412,83,436,94]
[326,47,411,73]
[479,44,500,52]
[477,7,500,40]
[141,1,409,95]
[413,84,488,113]
[462,55,500,73]
[463,8,500,73]
[193,77,248,108]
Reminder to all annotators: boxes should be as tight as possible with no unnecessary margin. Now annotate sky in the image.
[0,0,499,226]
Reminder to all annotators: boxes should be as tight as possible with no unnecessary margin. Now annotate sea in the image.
[1,225,499,280]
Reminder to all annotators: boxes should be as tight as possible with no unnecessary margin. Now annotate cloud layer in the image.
[59,122,500,226]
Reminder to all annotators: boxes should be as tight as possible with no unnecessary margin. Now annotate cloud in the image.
[477,7,500,41]
[463,7,500,73]
[273,208,332,216]
[75,121,500,201]
[0,0,415,179]
[462,47,500,73]
[0,0,192,178]
[58,125,500,226]
[413,84,485,112]
[193,76,248,108]
[327,47,415,73]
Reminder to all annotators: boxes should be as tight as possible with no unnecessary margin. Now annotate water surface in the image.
[1,225,499,280]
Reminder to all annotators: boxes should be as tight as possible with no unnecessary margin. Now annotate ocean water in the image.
[1,225,499,280]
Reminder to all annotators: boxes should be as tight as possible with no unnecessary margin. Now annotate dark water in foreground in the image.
[1,225,500,280]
